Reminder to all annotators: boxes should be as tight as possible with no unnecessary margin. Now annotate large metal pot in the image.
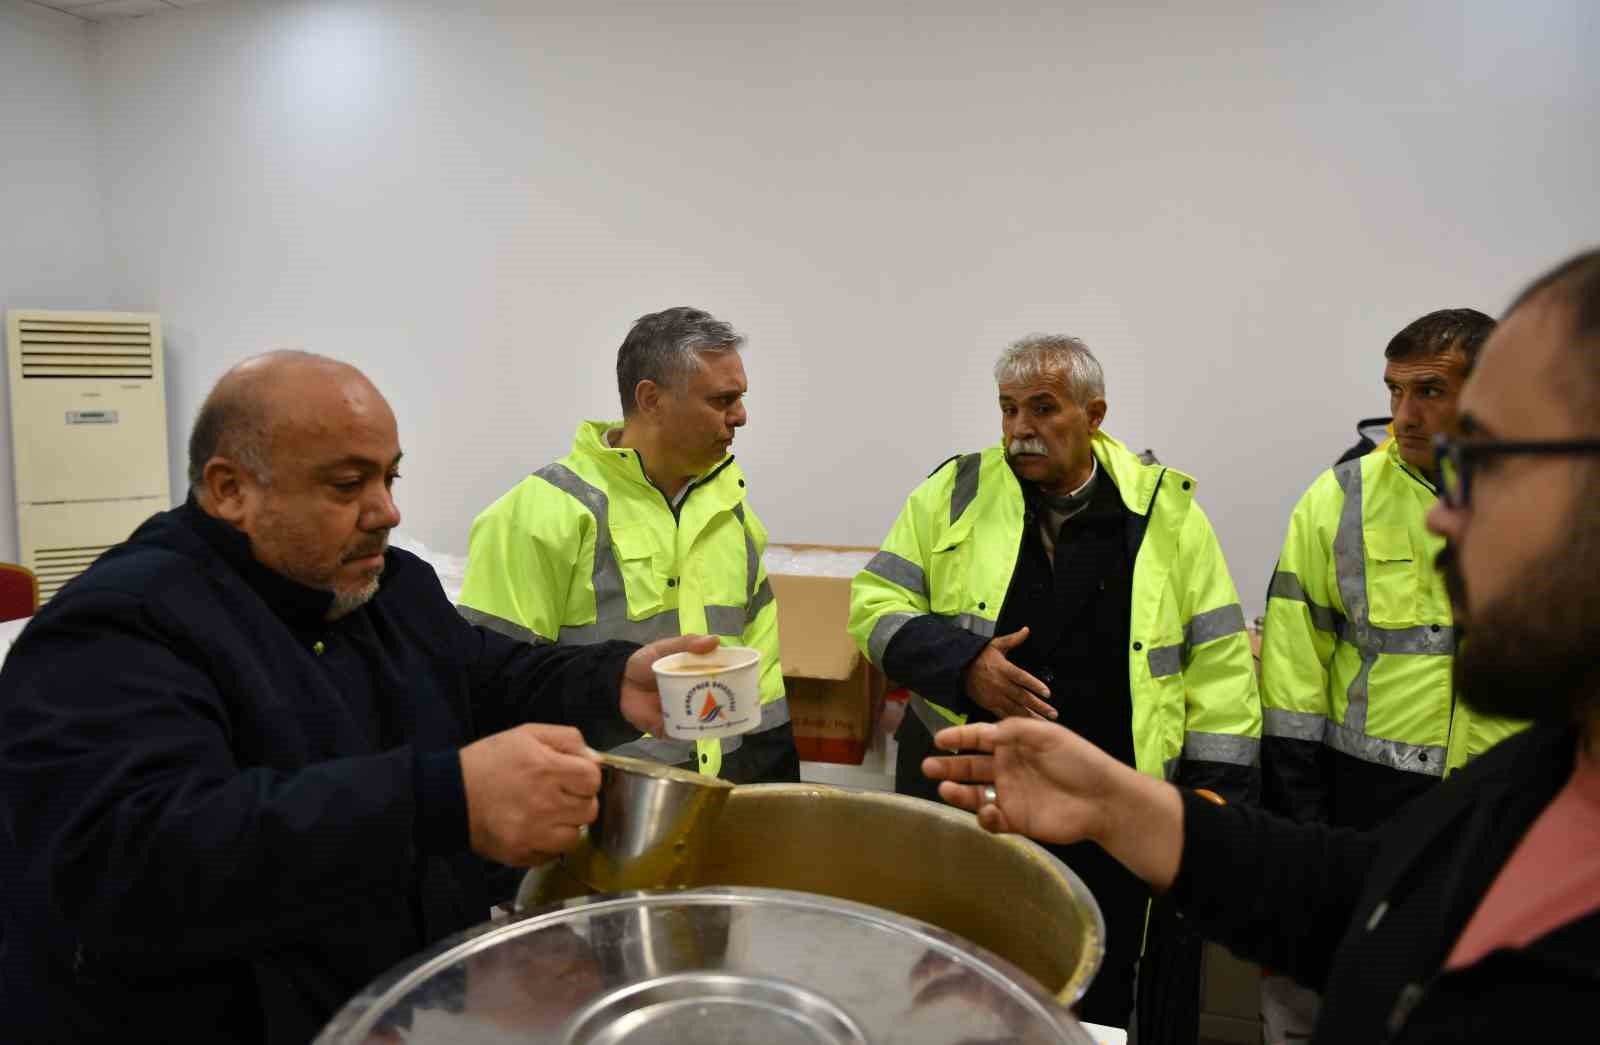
[518,783,1105,1007]
[317,887,1098,1044]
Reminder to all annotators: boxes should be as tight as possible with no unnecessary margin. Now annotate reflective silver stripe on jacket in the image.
[867,456,998,669]
[1268,570,1346,638]
[907,692,960,735]
[1263,707,1326,742]
[457,604,553,646]
[704,604,746,636]
[866,608,1000,667]
[1183,730,1259,767]
[756,696,791,730]
[951,453,982,524]
[725,501,767,633]
[1324,719,1445,778]
[1186,603,1247,650]
[1330,461,1457,741]
[558,610,682,646]
[1147,644,1183,678]
[746,577,775,622]
[731,502,761,605]
[1147,602,1246,679]
[863,550,928,599]
[944,612,997,638]
[868,610,919,666]
[536,462,631,642]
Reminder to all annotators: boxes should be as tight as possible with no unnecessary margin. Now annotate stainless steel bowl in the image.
[520,783,1105,1007]
[316,887,1098,1044]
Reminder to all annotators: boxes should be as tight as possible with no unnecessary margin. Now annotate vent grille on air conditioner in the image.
[18,318,155,380]
[33,544,114,604]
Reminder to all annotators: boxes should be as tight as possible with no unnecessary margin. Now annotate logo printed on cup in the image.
[686,680,739,726]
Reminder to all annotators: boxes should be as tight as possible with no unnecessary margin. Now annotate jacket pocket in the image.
[609,524,670,617]
[689,512,752,609]
[1364,525,1417,626]
[926,524,974,617]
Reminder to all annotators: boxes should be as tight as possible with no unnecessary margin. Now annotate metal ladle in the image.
[560,752,735,893]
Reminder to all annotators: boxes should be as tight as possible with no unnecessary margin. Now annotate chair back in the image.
[0,563,39,622]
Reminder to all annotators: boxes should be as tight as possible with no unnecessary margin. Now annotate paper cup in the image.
[652,645,762,740]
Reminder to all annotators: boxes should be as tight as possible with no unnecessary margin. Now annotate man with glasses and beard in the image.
[849,334,1261,1033]
[924,248,1600,1043]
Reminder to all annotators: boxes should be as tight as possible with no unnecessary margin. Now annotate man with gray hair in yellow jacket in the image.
[459,307,797,783]
[848,334,1260,1031]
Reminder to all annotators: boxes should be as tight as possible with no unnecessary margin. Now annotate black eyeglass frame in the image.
[1431,433,1600,509]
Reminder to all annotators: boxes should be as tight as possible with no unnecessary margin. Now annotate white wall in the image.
[74,0,1600,611]
[0,0,112,562]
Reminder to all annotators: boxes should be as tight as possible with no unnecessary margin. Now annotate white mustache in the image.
[1008,438,1048,457]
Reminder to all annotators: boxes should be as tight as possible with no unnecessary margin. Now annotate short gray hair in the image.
[617,307,744,416]
[994,334,1106,406]
[187,398,271,491]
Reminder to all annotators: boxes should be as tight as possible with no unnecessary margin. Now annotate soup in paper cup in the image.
[651,645,762,739]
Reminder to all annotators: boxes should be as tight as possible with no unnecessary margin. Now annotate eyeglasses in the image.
[1432,433,1600,509]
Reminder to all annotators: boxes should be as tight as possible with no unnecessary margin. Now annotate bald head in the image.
[189,350,403,618]
[187,351,383,492]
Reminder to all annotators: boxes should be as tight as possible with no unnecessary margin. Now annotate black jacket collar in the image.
[177,496,340,628]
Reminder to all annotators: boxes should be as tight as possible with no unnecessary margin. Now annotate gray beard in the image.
[326,577,381,621]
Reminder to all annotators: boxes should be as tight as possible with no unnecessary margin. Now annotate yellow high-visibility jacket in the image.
[849,431,1261,792]
[458,421,785,778]
[1261,438,1529,825]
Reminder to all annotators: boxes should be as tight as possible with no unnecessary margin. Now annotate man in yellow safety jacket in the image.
[1257,308,1530,1042]
[848,334,1260,1030]
[458,307,796,783]
[1261,308,1529,832]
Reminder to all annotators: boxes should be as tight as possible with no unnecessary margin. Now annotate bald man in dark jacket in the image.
[0,351,713,1043]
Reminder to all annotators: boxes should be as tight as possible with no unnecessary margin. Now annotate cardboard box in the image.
[769,554,885,765]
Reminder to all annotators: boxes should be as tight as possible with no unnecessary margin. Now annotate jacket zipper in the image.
[1385,978,1429,1038]
[1395,456,1439,496]
[632,454,737,525]
[1392,454,1456,754]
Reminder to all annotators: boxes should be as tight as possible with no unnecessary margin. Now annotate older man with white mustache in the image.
[849,334,1261,1035]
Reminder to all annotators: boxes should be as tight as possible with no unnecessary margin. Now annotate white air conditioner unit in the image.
[6,309,171,605]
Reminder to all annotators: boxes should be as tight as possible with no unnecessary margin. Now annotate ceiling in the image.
[28,0,220,20]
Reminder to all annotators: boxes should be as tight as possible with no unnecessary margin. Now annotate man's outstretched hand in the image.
[923,717,1185,892]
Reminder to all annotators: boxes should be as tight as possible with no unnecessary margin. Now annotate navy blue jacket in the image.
[0,501,637,1043]
[1176,721,1599,1043]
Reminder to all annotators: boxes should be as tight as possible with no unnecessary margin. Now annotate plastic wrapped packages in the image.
[0,617,29,667]
[386,539,879,616]
[390,533,469,606]
[761,545,874,579]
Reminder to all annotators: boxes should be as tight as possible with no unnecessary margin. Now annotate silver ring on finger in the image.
[981,785,998,807]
